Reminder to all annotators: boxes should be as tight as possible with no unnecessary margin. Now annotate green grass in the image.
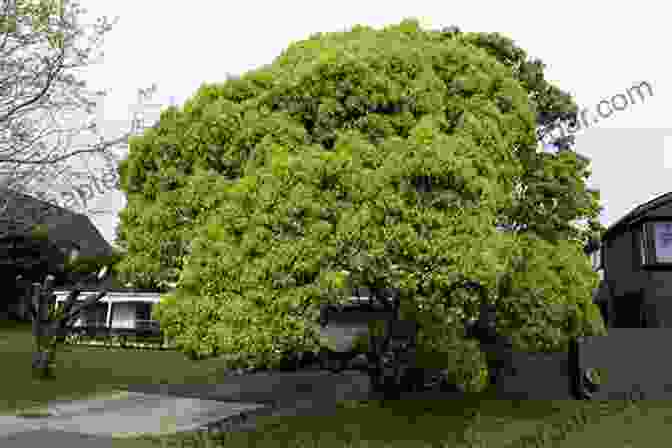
[118,398,646,448]
[553,400,672,447]
[0,320,246,415]
[2,319,668,447]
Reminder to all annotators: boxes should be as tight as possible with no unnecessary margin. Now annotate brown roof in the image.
[0,187,113,259]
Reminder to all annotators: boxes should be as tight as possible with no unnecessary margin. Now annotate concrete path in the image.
[126,369,372,409]
[0,429,122,448]
[0,370,375,447]
[1,390,267,437]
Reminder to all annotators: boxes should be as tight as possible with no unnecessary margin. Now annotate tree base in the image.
[31,351,56,380]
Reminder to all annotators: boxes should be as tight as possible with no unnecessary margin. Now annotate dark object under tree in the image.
[360,279,520,400]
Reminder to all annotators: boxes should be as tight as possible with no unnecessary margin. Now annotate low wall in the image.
[483,344,575,400]
[577,329,672,400]
[478,330,672,400]
[320,305,580,399]
[314,302,637,400]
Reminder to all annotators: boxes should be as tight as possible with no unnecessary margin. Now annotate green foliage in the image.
[414,335,490,393]
[493,234,606,353]
[119,19,607,379]
[63,249,125,276]
[445,29,606,245]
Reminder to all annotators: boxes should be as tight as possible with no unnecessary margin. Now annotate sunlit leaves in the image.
[114,20,606,375]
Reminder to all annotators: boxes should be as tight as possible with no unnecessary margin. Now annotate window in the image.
[640,221,672,267]
[135,302,152,321]
[654,222,672,263]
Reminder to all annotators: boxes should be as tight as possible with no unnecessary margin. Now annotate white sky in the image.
[57,0,669,247]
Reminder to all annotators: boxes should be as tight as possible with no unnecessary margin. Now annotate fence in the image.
[459,329,672,400]
[480,343,576,400]
[575,329,672,400]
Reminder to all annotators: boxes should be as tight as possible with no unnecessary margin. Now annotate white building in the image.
[53,289,165,330]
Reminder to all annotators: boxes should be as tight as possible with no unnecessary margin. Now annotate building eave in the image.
[602,191,672,242]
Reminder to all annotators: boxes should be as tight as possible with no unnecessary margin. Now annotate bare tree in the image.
[0,0,156,214]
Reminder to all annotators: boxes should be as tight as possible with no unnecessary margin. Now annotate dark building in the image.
[590,192,672,328]
[0,188,114,321]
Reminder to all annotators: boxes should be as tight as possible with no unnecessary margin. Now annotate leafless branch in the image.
[0,0,151,204]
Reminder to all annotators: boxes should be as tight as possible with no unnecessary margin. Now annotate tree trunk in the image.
[27,268,111,381]
[31,349,55,380]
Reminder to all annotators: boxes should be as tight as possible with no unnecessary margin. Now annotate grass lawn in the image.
[0,320,244,415]
[121,398,651,448]
[2,319,668,447]
[553,400,672,447]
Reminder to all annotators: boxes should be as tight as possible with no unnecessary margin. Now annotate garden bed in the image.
[64,335,176,350]
[63,327,177,350]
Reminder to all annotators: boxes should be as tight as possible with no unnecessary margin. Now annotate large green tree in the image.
[114,19,606,388]
[450,28,605,245]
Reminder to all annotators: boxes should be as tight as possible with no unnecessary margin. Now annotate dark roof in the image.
[61,270,128,291]
[54,268,173,294]
[0,187,113,259]
[601,191,672,242]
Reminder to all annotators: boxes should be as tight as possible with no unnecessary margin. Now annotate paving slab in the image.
[0,370,382,446]
[0,390,267,439]
[0,429,120,448]
[126,369,373,408]
[0,414,46,437]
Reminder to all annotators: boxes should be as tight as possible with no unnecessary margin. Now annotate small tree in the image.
[29,265,110,380]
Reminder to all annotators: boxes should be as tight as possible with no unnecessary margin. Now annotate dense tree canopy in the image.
[452,29,605,244]
[114,19,606,381]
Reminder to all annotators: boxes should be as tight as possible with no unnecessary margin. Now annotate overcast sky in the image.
[55,0,669,247]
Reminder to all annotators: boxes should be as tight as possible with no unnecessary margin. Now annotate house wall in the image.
[54,291,161,329]
[320,322,370,352]
[604,229,640,298]
[110,302,137,328]
[601,223,646,327]
[6,292,30,321]
[318,305,396,352]
[6,278,36,321]
[79,302,108,326]
[603,215,672,328]
[642,270,672,327]
[639,216,672,328]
